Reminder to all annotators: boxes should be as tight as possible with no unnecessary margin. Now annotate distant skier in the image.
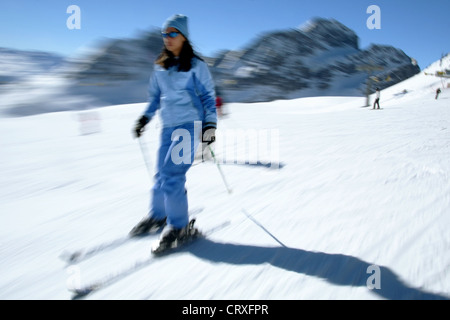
[130,14,217,250]
[373,88,381,109]
[436,88,441,100]
[216,95,223,117]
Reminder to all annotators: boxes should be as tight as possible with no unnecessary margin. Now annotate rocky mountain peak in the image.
[66,18,420,104]
[298,18,359,49]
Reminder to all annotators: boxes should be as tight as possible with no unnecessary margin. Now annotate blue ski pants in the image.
[149,122,201,229]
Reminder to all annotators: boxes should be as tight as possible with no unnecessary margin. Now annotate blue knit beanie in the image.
[162,14,189,40]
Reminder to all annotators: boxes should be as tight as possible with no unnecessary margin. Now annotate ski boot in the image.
[129,216,167,237]
[151,219,199,254]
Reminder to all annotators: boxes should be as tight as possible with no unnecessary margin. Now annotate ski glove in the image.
[134,115,150,138]
[202,125,216,145]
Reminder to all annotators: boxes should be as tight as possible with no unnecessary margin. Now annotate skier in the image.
[373,88,381,109]
[130,14,217,249]
[215,95,223,117]
[436,88,441,100]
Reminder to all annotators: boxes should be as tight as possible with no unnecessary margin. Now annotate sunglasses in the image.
[161,31,180,39]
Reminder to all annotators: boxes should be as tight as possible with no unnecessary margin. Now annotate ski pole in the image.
[208,145,232,194]
[138,137,153,181]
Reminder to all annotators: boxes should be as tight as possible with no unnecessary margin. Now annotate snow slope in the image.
[0,60,449,300]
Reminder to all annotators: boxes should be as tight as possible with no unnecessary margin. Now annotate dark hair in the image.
[156,40,200,72]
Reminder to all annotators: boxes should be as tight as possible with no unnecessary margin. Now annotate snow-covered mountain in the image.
[211,18,420,102]
[0,54,449,300]
[68,31,163,82]
[0,18,420,116]
[0,47,65,84]
[67,18,419,104]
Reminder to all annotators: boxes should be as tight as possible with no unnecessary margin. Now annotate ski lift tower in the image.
[357,63,384,107]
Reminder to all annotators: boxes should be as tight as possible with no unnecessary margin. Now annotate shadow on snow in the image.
[220,161,286,170]
[184,239,449,300]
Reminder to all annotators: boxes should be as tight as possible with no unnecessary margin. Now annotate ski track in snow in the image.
[0,57,450,300]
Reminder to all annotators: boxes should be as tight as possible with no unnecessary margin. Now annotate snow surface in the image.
[1,57,449,300]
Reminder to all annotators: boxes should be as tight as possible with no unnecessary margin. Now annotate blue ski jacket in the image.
[143,57,217,129]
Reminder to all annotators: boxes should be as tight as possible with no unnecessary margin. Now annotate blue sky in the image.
[1,0,449,69]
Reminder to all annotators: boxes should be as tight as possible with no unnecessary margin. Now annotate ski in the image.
[60,207,204,265]
[70,256,158,300]
[68,219,231,299]
[60,234,152,265]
